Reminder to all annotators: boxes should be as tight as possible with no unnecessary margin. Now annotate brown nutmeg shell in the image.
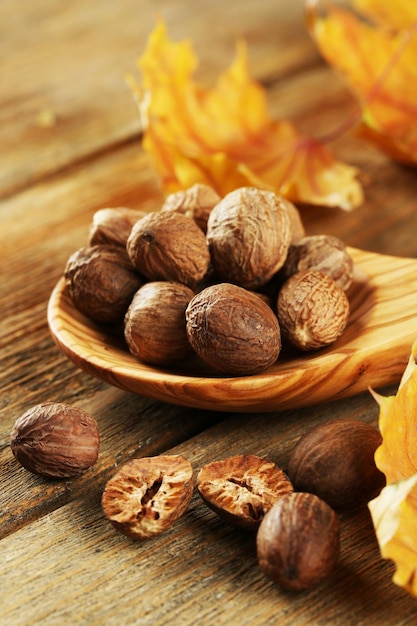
[65,245,142,324]
[10,402,100,479]
[185,283,281,375]
[283,234,354,290]
[126,211,210,288]
[88,207,147,247]
[206,187,291,289]
[161,183,221,233]
[256,492,340,591]
[124,281,195,365]
[287,419,386,509]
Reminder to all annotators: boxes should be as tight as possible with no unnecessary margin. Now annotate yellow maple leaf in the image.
[368,475,417,598]
[129,20,363,210]
[307,0,417,164]
[370,340,417,484]
[368,339,417,597]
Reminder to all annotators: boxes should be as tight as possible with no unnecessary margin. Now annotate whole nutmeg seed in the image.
[65,245,142,324]
[161,183,221,233]
[283,234,354,290]
[124,281,195,365]
[256,492,340,591]
[88,207,147,247]
[206,187,291,289]
[101,454,194,540]
[287,419,386,509]
[185,282,281,375]
[277,269,350,351]
[197,454,293,530]
[10,402,100,479]
[126,211,210,288]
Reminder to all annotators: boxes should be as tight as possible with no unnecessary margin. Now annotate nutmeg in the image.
[88,207,147,247]
[65,245,142,324]
[10,402,100,479]
[256,492,340,591]
[283,234,354,290]
[124,281,195,365]
[185,282,281,375]
[126,211,210,288]
[161,183,221,232]
[102,454,194,540]
[197,454,293,530]
[206,187,292,289]
[287,419,386,509]
[277,269,350,351]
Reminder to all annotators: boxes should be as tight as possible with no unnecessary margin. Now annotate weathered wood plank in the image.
[0,0,316,198]
[3,394,417,626]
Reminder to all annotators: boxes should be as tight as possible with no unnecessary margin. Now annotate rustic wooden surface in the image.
[2,1,417,624]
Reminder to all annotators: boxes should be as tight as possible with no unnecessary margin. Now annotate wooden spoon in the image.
[47,247,417,412]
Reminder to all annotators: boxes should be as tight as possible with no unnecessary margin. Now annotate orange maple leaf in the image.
[307,0,417,164]
[129,20,363,210]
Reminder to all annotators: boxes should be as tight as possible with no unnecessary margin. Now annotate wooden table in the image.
[2,1,417,624]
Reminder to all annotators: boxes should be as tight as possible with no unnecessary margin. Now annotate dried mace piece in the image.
[124,281,195,365]
[161,183,221,233]
[10,402,100,479]
[256,492,340,591]
[197,454,293,530]
[287,419,386,509]
[277,269,350,351]
[185,283,281,376]
[88,207,147,247]
[206,187,292,289]
[101,454,194,540]
[283,234,354,290]
[65,245,142,324]
[126,211,210,288]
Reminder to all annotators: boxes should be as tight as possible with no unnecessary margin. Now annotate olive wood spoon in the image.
[48,247,417,412]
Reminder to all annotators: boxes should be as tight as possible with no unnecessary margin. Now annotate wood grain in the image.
[3,401,417,626]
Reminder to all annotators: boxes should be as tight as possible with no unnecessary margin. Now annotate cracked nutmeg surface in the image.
[277,269,350,351]
[206,187,292,289]
[185,282,281,375]
[282,234,354,291]
[197,454,293,530]
[101,454,194,540]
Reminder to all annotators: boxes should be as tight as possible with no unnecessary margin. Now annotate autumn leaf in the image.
[307,0,417,164]
[368,475,417,598]
[370,340,417,484]
[129,20,363,210]
[368,339,417,597]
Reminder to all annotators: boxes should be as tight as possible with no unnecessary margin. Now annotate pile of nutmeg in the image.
[64,184,355,376]
[10,402,385,591]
